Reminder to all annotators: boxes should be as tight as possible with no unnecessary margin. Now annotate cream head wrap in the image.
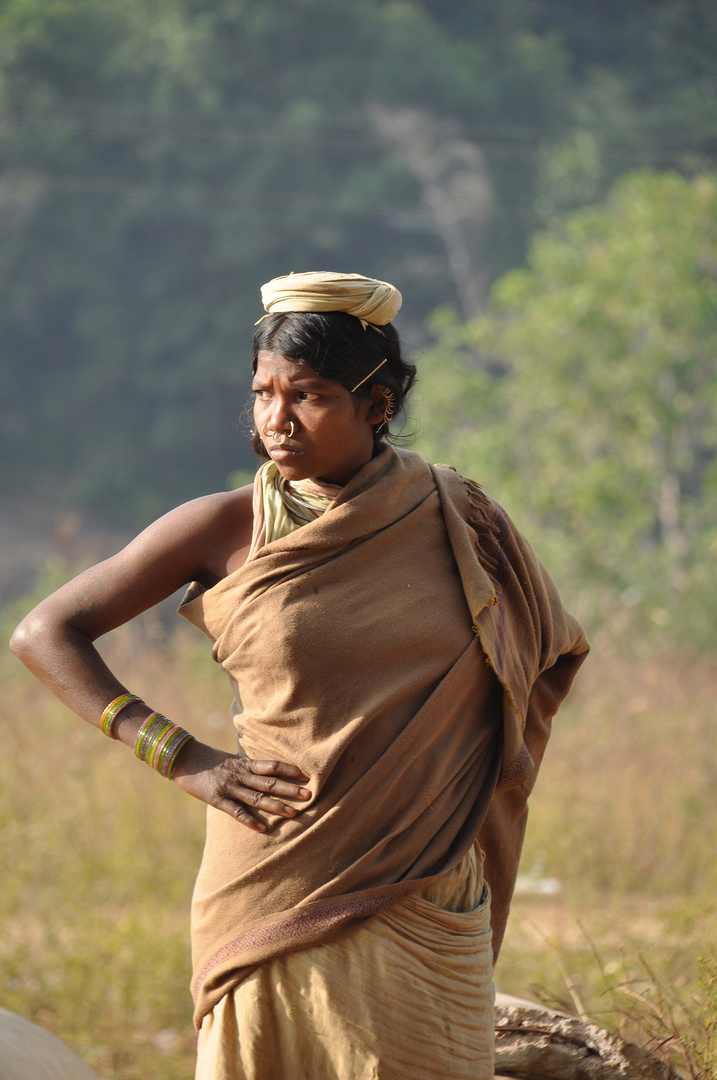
[258,271,402,328]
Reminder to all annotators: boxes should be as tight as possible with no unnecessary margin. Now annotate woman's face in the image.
[252,350,384,485]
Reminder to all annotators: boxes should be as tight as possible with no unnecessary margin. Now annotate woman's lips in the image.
[268,444,301,458]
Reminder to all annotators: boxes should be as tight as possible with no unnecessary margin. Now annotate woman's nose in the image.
[268,399,294,431]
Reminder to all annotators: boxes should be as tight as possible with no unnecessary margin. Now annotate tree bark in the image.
[494,997,683,1080]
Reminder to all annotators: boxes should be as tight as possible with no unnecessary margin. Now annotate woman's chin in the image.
[268,447,309,479]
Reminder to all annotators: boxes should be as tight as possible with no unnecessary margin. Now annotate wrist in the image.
[112,702,156,746]
[170,738,212,784]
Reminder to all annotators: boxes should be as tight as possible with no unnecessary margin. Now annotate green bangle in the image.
[153,724,182,773]
[166,732,194,780]
[134,712,194,779]
[100,693,142,739]
[135,713,171,762]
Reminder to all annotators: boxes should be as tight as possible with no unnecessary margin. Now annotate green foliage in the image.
[415,171,717,645]
[695,956,717,1078]
[3,0,717,524]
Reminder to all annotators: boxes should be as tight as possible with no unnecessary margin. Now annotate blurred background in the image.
[1,1,716,1077]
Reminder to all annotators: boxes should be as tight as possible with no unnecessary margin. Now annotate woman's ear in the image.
[367,386,388,426]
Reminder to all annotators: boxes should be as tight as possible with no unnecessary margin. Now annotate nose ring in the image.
[262,421,295,445]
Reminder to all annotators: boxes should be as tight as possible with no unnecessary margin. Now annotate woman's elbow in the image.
[9,613,53,664]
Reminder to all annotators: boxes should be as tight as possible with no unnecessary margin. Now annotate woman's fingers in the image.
[246,758,311,784]
[236,758,312,800]
[214,779,304,831]
[214,798,268,833]
[173,742,312,830]
[213,757,313,828]
[225,784,299,818]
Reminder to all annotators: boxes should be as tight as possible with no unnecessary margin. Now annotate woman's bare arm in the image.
[9,487,311,831]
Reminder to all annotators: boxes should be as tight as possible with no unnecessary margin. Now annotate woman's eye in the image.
[297,392,319,401]
[253,389,272,400]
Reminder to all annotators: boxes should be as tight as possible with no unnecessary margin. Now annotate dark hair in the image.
[249,311,416,458]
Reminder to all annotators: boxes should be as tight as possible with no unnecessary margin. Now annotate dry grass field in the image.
[1,601,715,1079]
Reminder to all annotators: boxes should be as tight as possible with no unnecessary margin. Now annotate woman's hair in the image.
[249,311,416,458]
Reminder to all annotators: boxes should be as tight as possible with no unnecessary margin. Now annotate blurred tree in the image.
[415,172,717,644]
[0,0,572,521]
[1,0,716,527]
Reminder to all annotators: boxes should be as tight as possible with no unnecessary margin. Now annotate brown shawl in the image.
[179,446,588,1028]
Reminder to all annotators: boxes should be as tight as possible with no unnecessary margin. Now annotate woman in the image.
[11,272,588,1080]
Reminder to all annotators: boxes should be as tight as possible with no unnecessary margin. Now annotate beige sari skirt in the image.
[195,845,495,1080]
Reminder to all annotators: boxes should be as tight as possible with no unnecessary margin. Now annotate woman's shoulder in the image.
[138,485,252,543]
[114,484,255,592]
[161,485,255,579]
[173,484,254,528]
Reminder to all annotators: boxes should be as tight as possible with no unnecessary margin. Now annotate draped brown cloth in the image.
[178,446,588,1029]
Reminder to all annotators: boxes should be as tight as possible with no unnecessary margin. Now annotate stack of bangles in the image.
[99,694,195,780]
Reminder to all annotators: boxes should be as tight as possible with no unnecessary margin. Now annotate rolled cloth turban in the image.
[259,271,402,327]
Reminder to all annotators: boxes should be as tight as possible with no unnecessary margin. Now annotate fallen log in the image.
[494,995,682,1080]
